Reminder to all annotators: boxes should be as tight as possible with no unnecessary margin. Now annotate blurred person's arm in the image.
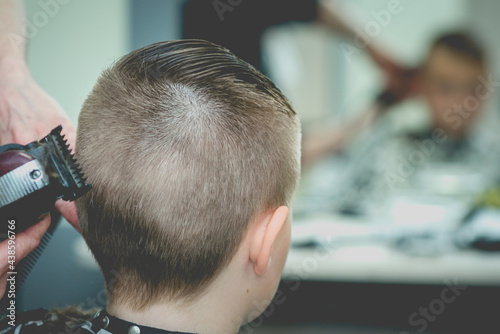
[0,0,79,296]
[302,104,380,169]
[301,1,418,169]
[317,0,414,95]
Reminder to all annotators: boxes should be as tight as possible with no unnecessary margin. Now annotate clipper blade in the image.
[40,125,91,201]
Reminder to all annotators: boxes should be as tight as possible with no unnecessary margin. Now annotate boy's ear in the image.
[249,206,289,277]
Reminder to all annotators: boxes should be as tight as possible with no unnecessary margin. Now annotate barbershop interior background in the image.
[17,0,500,333]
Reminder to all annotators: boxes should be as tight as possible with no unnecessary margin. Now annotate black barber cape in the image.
[0,309,196,334]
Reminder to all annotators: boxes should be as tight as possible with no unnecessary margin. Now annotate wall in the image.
[24,0,130,125]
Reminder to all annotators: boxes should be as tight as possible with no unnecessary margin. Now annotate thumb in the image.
[54,199,80,233]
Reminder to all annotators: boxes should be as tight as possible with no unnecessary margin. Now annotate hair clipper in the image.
[0,126,91,235]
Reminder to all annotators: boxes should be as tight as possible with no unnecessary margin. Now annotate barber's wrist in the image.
[0,51,29,81]
[0,36,29,77]
[365,44,380,61]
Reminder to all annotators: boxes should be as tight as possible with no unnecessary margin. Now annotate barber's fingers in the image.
[5,217,50,262]
[0,216,50,271]
[55,200,80,233]
[0,272,7,299]
[0,216,50,298]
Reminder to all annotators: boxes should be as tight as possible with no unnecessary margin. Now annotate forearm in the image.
[0,0,27,73]
[302,106,380,169]
[318,1,358,40]
[317,0,374,53]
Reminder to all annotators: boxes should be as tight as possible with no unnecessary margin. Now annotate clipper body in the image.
[0,126,91,234]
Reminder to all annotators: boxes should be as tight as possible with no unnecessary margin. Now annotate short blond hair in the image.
[76,40,301,309]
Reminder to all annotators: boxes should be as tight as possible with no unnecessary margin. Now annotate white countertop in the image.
[283,214,500,286]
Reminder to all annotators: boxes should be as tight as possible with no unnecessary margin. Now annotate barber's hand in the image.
[0,217,50,298]
[368,46,418,102]
[0,63,79,232]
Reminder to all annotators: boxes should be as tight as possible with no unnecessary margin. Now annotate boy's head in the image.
[419,32,487,137]
[76,40,300,314]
